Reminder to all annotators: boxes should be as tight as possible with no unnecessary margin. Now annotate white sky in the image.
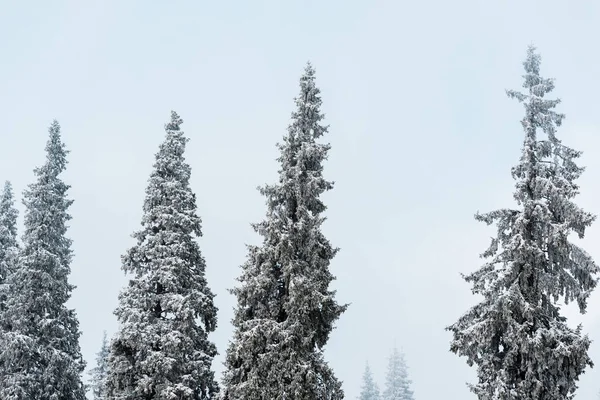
[2,1,600,398]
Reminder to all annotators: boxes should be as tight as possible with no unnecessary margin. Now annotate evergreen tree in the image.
[221,62,347,400]
[106,111,219,400]
[447,46,599,399]
[0,181,19,314]
[89,331,110,400]
[359,362,380,400]
[0,120,86,399]
[382,348,414,400]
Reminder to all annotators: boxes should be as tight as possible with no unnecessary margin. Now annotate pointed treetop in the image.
[298,61,318,105]
[511,45,559,103]
[360,362,381,400]
[166,110,183,132]
[88,331,110,400]
[524,44,540,76]
[99,330,107,346]
[0,179,19,278]
[304,60,315,76]
[42,119,69,176]
[2,181,12,197]
[506,46,563,144]
[299,61,317,89]
[0,181,15,212]
[288,61,328,143]
[383,347,414,400]
[153,110,188,166]
[47,119,63,148]
[0,181,17,236]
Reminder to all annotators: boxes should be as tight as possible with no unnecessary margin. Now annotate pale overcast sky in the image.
[2,1,600,399]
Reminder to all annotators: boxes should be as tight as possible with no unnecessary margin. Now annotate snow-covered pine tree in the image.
[0,181,19,314]
[382,348,414,400]
[447,46,599,399]
[221,62,347,400]
[106,111,219,400]
[0,120,86,399]
[359,362,380,400]
[88,331,110,400]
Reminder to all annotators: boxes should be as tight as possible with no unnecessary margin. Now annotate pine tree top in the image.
[108,111,218,399]
[0,180,19,314]
[0,120,85,400]
[0,181,18,260]
[448,46,599,400]
[359,362,380,400]
[16,119,75,309]
[222,63,345,400]
[0,181,17,232]
[383,348,413,400]
[40,120,70,178]
[22,120,73,260]
[89,331,110,400]
[473,45,598,312]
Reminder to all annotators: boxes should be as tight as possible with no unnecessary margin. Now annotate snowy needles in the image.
[0,121,86,400]
[220,63,347,400]
[106,112,219,399]
[447,46,599,400]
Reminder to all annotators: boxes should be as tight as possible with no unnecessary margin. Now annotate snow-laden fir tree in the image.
[359,362,380,400]
[447,46,599,399]
[221,62,347,400]
[0,181,19,314]
[382,348,414,400]
[89,331,110,400]
[106,111,219,400]
[0,120,86,399]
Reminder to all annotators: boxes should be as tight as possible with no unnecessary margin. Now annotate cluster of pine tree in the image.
[0,63,346,400]
[0,120,86,399]
[0,45,598,400]
[358,348,414,400]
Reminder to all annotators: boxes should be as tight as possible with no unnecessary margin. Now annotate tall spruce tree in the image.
[89,331,110,400]
[447,46,599,399]
[0,181,19,314]
[106,111,219,400]
[382,348,414,400]
[359,362,380,400]
[221,62,347,400]
[0,120,86,399]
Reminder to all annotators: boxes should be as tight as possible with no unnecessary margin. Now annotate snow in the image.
[447,46,599,399]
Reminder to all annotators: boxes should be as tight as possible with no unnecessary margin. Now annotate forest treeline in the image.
[0,46,597,400]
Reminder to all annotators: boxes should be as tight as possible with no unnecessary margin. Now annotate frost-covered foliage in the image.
[382,348,413,400]
[0,181,19,314]
[359,362,380,400]
[106,111,219,400]
[221,63,347,400]
[0,121,86,399]
[447,46,599,399]
[89,331,110,400]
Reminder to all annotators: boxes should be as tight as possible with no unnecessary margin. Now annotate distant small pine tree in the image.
[382,348,414,400]
[88,331,110,400]
[359,362,380,400]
